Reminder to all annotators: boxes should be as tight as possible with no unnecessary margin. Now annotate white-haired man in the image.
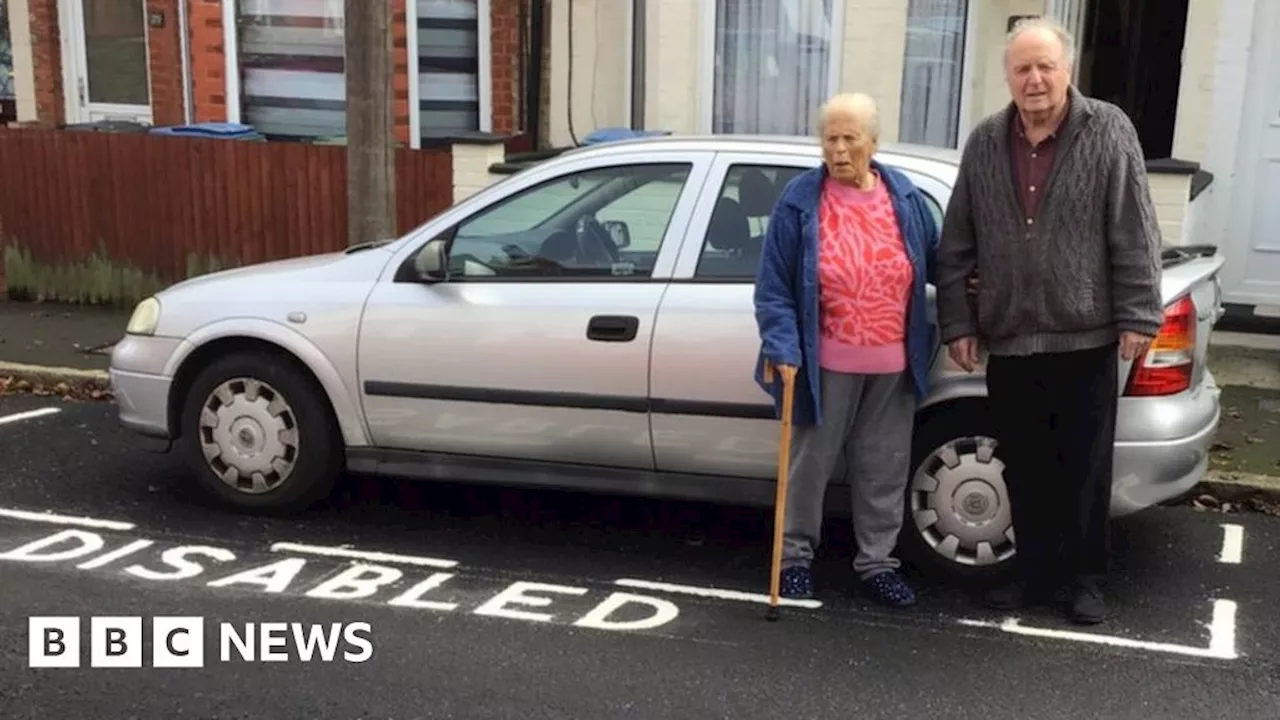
[935,17,1163,625]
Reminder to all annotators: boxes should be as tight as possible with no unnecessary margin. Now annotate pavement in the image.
[1,394,1280,718]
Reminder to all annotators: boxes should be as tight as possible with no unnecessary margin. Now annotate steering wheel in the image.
[574,216,621,265]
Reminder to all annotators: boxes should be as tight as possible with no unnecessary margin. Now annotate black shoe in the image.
[1067,582,1108,625]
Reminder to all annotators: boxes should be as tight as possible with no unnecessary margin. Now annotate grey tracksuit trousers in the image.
[782,367,915,580]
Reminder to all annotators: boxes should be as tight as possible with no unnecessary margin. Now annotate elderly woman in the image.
[753,92,939,607]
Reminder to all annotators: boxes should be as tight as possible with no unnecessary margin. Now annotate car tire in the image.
[898,400,1016,585]
[178,350,343,514]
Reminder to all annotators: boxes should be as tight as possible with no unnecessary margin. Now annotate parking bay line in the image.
[0,407,60,426]
[0,505,136,531]
[957,599,1238,660]
[1218,523,1244,564]
[269,541,459,568]
[614,578,824,609]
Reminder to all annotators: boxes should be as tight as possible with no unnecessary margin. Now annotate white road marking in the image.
[957,599,1239,660]
[0,506,135,531]
[0,407,60,426]
[269,541,459,568]
[614,578,824,609]
[1218,523,1244,564]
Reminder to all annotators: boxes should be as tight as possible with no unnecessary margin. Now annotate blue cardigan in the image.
[752,160,940,427]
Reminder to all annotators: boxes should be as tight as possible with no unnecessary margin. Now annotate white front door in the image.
[1227,0,1280,309]
[60,0,152,125]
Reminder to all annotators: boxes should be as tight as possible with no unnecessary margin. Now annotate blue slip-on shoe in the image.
[864,570,917,608]
[780,565,814,599]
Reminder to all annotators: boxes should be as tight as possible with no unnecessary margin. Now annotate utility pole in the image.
[344,0,396,247]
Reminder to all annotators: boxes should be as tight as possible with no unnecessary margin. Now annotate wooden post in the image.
[344,0,396,247]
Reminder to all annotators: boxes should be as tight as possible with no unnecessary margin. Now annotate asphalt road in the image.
[2,394,1279,720]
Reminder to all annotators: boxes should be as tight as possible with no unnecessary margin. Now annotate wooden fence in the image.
[0,127,455,304]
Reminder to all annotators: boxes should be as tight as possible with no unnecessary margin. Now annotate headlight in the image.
[126,296,162,336]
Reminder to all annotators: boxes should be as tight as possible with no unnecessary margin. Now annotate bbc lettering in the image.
[29,616,373,668]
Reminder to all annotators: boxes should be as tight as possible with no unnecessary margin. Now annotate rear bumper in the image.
[1110,371,1222,516]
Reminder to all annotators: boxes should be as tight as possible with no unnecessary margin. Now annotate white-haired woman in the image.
[752,93,940,607]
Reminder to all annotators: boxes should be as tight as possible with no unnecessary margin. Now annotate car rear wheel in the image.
[899,401,1016,583]
[178,351,342,514]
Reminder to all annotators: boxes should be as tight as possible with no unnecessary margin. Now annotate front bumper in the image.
[108,334,184,451]
[1110,370,1223,516]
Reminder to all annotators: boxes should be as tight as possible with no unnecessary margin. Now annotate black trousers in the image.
[986,342,1119,585]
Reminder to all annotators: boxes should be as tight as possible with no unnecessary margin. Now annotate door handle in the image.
[586,315,639,342]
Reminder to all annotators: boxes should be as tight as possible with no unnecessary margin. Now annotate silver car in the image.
[108,135,1227,581]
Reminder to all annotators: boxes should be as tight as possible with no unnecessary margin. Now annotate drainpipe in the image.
[525,0,545,149]
[178,0,194,124]
[630,0,645,129]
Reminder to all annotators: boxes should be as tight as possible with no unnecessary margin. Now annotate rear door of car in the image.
[648,151,821,481]
[357,149,713,471]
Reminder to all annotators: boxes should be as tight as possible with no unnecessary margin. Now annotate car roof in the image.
[559,133,959,163]
[554,134,961,182]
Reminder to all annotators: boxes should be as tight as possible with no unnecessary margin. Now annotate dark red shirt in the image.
[1010,110,1066,222]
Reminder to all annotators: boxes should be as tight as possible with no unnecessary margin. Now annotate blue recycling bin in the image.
[149,122,266,141]
[580,127,671,146]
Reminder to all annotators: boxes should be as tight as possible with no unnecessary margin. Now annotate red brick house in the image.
[11,0,540,151]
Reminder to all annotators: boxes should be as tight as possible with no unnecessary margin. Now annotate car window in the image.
[693,164,805,280]
[919,189,944,230]
[447,163,693,280]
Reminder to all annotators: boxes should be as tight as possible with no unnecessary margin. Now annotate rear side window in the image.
[693,164,806,280]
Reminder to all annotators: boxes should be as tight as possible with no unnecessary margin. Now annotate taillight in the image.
[1125,295,1196,396]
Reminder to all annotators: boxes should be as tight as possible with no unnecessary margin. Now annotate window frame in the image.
[696,0,846,135]
[672,152,822,283]
[223,0,349,140]
[406,0,493,147]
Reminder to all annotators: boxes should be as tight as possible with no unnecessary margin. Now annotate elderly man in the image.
[935,17,1163,624]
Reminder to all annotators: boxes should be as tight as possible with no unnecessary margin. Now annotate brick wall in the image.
[490,0,522,135]
[147,0,186,125]
[392,0,411,145]
[188,0,226,123]
[27,0,62,126]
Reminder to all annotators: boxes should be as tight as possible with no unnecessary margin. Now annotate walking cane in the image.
[764,360,796,621]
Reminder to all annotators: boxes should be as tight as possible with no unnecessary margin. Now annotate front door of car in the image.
[356,151,711,470]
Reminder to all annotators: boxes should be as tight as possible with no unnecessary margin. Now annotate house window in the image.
[710,0,837,135]
[899,0,969,148]
[416,0,483,138]
[235,0,346,141]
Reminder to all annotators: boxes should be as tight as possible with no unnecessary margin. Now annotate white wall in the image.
[7,0,38,122]
[642,0,700,133]
[547,0,633,148]
[1178,0,1261,256]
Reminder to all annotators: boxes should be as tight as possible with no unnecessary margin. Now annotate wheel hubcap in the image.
[197,378,299,494]
[909,435,1016,567]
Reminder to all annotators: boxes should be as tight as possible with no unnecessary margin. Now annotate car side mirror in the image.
[602,220,631,249]
[413,238,449,282]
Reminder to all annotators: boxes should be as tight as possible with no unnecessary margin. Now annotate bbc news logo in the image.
[29,616,373,668]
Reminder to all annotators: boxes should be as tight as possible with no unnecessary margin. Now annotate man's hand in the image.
[947,336,980,373]
[966,271,979,298]
[1119,331,1155,362]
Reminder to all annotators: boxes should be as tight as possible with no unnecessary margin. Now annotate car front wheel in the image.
[178,350,343,514]
[899,401,1016,583]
